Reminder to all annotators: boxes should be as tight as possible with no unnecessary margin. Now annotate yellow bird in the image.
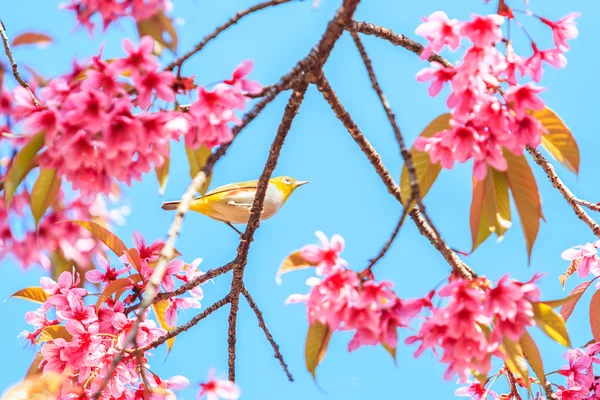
[161,176,309,234]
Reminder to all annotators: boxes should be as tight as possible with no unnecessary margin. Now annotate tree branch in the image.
[365,205,410,272]
[315,75,475,279]
[349,20,453,68]
[165,0,294,71]
[526,146,600,237]
[242,286,293,381]
[0,20,40,106]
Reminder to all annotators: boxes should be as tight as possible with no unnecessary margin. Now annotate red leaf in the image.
[589,290,600,342]
[11,32,53,47]
[561,280,595,321]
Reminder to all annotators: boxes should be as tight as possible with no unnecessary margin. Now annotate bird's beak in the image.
[294,180,309,187]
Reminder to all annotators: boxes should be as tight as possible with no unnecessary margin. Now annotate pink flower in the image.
[508,115,545,154]
[541,12,580,52]
[525,44,567,82]
[300,231,346,276]
[223,59,262,95]
[85,253,131,283]
[198,370,241,400]
[503,83,545,117]
[415,11,462,59]
[562,242,600,278]
[133,70,175,109]
[41,337,70,373]
[415,134,455,170]
[165,297,201,326]
[460,14,505,47]
[116,36,158,72]
[133,231,165,263]
[416,62,457,97]
[455,380,498,399]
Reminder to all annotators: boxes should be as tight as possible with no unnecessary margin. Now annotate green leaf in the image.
[305,321,332,380]
[532,301,571,347]
[470,170,512,252]
[185,144,212,195]
[276,251,318,285]
[534,107,579,175]
[38,325,72,343]
[136,10,177,55]
[4,132,45,208]
[560,280,594,322]
[70,221,128,256]
[95,276,141,310]
[400,114,449,207]
[504,151,543,263]
[152,300,175,352]
[30,168,61,228]
[503,338,529,385]
[589,290,600,342]
[10,287,49,304]
[155,145,170,195]
[519,330,546,388]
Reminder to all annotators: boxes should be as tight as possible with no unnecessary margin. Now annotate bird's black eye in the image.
[283,177,292,184]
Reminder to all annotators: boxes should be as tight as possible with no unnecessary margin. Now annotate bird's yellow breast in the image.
[190,183,285,225]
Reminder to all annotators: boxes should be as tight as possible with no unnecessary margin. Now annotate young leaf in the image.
[185,144,212,195]
[11,32,53,47]
[25,352,45,378]
[95,276,141,310]
[125,248,143,273]
[470,170,512,252]
[502,338,529,384]
[559,259,580,288]
[136,11,177,55]
[155,145,170,195]
[152,300,175,352]
[590,290,600,342]
[534,107,579,175]
[305,321,332,379]
[30,168,61,228]
[38,325,72,343]
[519,330,546,387]
[561,280,594,321]
[504,151,543,263]
[70,221,127,256]
[532,302,571,347]
[400,113,450,207]
[49,250,74,284]
[381,341,397,365]
[10,287,49,304]
[276,251,318,285]
[4,132,45,208]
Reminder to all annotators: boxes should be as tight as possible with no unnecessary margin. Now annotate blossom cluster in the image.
[561,241,600,281]
[414,10,579,180]
[20,231,207,399]
[12,35,261,195]
[286,231,543,383]
[61,0,172,32]
[556,343,600,399]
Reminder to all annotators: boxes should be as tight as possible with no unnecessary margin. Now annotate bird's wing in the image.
[194,180,259,200]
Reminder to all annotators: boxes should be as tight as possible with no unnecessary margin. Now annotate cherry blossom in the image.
[198,370,241,400]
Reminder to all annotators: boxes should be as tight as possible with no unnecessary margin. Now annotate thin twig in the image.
[165,0,294,71]
[544,381,558,400]
[0,20,40,106]
[576,199,600,213]
[242,286,293,381]
[227,81,309,382]
[349,21,453,68]
[315,75,475,279]
[504,366,524,400]
[349,30,444,248]
[526,146,600,237]
[141,295,231,352]
[365,205,411,272]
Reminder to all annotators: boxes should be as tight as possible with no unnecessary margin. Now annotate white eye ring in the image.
[283,177,292,184]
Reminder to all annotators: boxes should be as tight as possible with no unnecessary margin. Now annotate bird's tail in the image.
[161,200,180,211]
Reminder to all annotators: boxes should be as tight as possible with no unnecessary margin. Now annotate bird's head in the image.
[271,176,309,202]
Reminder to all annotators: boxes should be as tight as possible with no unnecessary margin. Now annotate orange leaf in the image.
[126,248,143,273]
[519,330,546,387]
[589,291,600,342]
[70,221,127,256]
[502,338,529,385]
[25,352,45,378]
[136,11,177,55]
[11,32,53,47]
[152,300,175,352]
[276,251,318,285]
[10,287,49,304]
[95,275,141,310]
[185,143,212,195]
[305,321,332,380]
[534,107,580,175]
[504,151,543,263]
[400,114,449,207]
[38,325,71,343]
[155,144,170,195]
[559,259,580,288]
[561,280,594,322]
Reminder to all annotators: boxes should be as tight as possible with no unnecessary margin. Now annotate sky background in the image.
[1,0,599,398]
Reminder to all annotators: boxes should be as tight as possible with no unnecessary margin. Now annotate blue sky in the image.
[1,0,599,398]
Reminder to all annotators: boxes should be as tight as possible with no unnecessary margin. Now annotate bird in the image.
[161,176,309,235]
